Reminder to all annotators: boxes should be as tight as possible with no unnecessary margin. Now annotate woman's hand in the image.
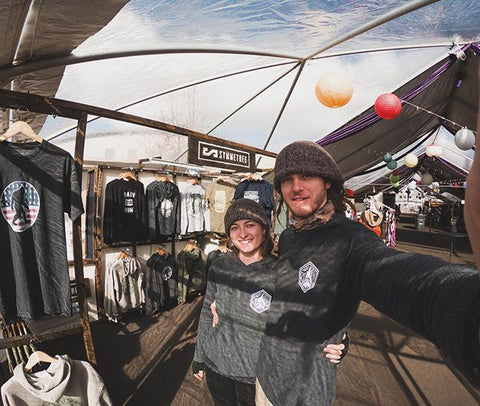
[192,361,205,381]
[210,301,219,327]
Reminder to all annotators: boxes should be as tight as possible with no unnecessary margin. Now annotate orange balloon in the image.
[315,72,353,108]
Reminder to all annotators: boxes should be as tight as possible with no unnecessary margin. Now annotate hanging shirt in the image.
[103,256,144,318]
[103,178,147,244]
[1,354,113,405]
[177,247,207,303]
[234,179,274,224]
[206,179,236,233]
[146,180,181,238]
[145,252,178,314]
[178,182,210,235]
[0,141,83,322]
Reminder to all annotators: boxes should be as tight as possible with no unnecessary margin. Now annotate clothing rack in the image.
[0,88,273,371]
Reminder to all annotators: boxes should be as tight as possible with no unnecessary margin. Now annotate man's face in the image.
[280,174,331,218]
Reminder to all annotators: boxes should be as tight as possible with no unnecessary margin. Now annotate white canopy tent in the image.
[0,0,478,169]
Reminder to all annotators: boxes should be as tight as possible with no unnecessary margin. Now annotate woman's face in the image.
[229,219,264,257]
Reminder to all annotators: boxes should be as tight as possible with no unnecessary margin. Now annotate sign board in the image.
[188,136,255,171]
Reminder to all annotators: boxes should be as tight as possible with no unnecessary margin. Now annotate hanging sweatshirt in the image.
[234,179,274,223]
[256,214,480,406]
[177,248,207,304]
[206,180,236,233]
[1,355,112,405]
[178,182,210,235]
[146,180,181,238]
[103,257,144,318]
[194,253,276,383]
[145,252,178,314]
[103,178,146,244]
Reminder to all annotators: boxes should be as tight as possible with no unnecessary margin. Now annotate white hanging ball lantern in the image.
[426,144,442,157]
[408,181,417,190]
[315,72,353,108]
[421,173,433,186]
[404,153,418,168]
[455,127,475,150]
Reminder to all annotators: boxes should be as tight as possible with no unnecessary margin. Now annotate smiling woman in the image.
[192,198,276,406]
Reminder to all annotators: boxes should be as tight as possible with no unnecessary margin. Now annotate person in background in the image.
[192,198,347,406]
[255,141,479,406]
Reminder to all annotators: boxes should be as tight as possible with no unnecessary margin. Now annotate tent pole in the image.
[306,0,440,60]
[73,112,97,365]
[207,63,299,134]
[259,61,306,164]
[47,60,297,143]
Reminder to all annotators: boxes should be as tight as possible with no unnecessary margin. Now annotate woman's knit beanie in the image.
[224,198,269,234]
[273,141,344,192]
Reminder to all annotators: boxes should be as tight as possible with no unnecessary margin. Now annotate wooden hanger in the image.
[118,171,137,181]
[155,246,168,256]
[217,241,230,253]
[155,173,170,182]
[216,175,237,186]
[187,177,200,185]
[118,250,132,260]
[24,350,58,372]
[0,121,43,143]
[183,240,198,252]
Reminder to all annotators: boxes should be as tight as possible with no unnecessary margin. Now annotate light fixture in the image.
[426,144,442,157]
[455,127,475,150]
[315,71,353,108]
[404,153,418,168]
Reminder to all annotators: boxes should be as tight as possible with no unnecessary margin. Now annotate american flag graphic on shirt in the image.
[1,181,40,232]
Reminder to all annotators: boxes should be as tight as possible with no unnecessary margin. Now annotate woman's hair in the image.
[228,222,274,258]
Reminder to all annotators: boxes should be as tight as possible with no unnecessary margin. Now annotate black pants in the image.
[205,367,255,406]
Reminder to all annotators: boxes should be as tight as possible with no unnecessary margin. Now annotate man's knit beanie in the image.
[224,198,269,233]
[273,141,344,192]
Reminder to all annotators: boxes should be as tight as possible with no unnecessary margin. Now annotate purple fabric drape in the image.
[318,43,479,146]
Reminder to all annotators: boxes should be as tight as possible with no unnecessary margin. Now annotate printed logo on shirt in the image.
[162,266,173,280]
[243,190,260,203]
[123,190,136,213]
[298,261,319,293]
[249,289,272,313]
[161,199,173,217]
[1,181,40,232]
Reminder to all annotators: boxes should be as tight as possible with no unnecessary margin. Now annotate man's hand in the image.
[210,301,219,327]
[193,370,205,381]
[324,333,350,364]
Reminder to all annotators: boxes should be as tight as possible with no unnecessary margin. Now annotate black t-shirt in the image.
[0,140,84,322]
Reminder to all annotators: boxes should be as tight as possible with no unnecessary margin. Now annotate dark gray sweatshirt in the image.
[194,253,276,382]
[257,214,480,406]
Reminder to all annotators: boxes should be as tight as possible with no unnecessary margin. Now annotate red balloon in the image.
[374,93,402,119]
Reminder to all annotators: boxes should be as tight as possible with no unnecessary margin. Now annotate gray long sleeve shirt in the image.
[194,253,276,381]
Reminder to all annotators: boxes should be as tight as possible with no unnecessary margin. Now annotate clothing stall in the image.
[0,88,277,395]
